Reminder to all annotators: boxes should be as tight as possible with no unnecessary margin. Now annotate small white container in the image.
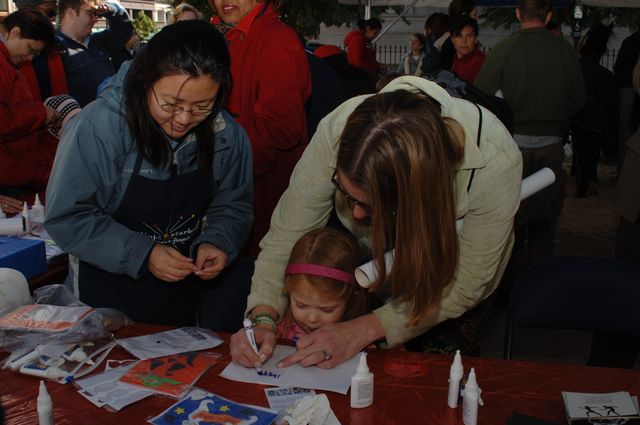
[37,380,54,425]
[447,350,464,408]
[350,353,374,408]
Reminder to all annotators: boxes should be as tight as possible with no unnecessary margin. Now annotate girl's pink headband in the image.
[285,263,356,286]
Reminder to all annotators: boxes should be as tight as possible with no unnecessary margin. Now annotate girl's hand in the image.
[194,243,227,280]
[0,195,22,215]
[148,244,197,282]
[277,313,385,369]
[230,323,276,368]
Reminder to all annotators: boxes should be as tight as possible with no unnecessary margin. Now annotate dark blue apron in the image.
[79,147,213,326]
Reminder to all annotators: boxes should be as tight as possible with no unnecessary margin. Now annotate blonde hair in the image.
[171,3,203,23]
[280,228,369,335]
[336,90,465,326]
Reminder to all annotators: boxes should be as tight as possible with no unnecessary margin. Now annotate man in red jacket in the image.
[344,18,382,78]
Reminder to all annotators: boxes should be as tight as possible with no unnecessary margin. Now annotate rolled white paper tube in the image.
[0,218,24,236]
[520,167,555,201]
[355,250,394,288]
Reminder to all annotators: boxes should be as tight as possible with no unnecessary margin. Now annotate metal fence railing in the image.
[375,44,620,72]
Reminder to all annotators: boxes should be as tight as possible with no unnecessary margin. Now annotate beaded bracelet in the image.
[252,313,277,332]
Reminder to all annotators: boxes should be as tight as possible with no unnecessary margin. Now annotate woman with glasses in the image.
[0,7,59,211]
[230,76,522,369]
[45,21,253,327]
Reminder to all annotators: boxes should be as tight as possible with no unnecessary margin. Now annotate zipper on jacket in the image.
[169,139,191,177]
[171,151,178,177]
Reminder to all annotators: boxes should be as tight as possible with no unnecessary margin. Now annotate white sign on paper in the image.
[220,345,360,394]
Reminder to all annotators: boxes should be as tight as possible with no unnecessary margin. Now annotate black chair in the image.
[504,256,640,360]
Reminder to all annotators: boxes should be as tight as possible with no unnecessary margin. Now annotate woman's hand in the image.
[148,244,197,282]
[278,313,385,369]
[0,195,22,215]
[230,322,277,368]
[194,243,228,280]
[44,106,61,126]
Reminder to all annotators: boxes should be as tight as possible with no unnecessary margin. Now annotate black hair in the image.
[2,6,54,50]
[365,18,382,31]
[518,0,551,23]
[451,15,479,37]
[580,22,614,61]
[413,32,426,49]
[123,20,231,173]
[424,12,451,39]
[448,0,476,19]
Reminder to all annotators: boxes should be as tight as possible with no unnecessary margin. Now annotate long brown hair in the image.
[336,90,465,325]
[281,228,369,335]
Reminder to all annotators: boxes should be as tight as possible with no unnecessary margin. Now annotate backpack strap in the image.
[466,102,483,193]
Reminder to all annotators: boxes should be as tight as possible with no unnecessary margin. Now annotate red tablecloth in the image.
[2,323,640,424]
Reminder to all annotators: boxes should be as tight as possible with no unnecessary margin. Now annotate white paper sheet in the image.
[220,345,360,394]
[117,327,223,360]
[76,363,154,411]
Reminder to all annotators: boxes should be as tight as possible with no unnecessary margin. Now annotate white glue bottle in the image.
[37,380,54,425]
[21,201,31,233]
[32,194,45,225]
[447,349,464,408]
[350,353,374,408]
[462,368,481,425]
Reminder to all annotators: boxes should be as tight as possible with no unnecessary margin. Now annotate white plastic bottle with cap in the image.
[21,201,31,234]
[350,352,374,408]
[462,368,480,425]
[31,194,45,225]
[37,380,54,425]
[447,349,464,408]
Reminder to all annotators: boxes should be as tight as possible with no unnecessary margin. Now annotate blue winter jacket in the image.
[45,62,254,279]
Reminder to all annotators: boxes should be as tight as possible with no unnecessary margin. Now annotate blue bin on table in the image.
[0,237,47,279]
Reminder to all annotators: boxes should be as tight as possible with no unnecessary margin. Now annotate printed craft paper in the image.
[148,389,277,425]
[119,352,219,398]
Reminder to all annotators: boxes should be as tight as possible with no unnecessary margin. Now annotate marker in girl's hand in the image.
[243,318,262,372]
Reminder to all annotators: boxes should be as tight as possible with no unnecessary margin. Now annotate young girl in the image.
[277,228,370,343]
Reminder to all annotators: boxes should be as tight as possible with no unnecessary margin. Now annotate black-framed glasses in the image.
[151,87,215,117]
[331,172,372,215]
[26,41,42,57]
